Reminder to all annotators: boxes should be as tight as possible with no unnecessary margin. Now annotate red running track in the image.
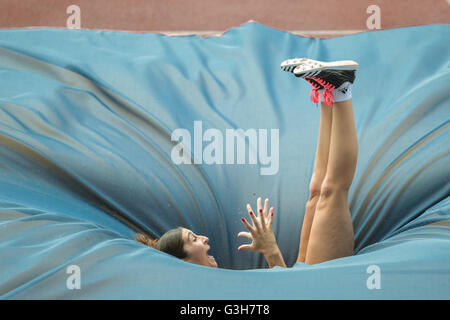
[0,0,449,38]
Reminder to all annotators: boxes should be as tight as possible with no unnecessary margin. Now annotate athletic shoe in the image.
[281,58,358,105]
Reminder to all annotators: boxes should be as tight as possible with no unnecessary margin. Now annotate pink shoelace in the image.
[307,76,336,107]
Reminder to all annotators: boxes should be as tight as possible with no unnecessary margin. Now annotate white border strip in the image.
[290,30,366,35]
[153,30,366,36]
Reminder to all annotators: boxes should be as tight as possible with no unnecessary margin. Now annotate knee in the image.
[319,179,349,200]
[308,186,321,201]
[308,173,326,200]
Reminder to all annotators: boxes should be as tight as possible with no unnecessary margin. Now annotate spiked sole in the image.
[281,58,358,76]
[280,57,309,72]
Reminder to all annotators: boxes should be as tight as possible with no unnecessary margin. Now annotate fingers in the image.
[237,244,252,252]
[257,198,270,229]
[257,197,266,229]
[269,206,274,229]
[246,203,261,230]
[255,197,270,229]
[257,197,262,218]
[248,197,274,231]
[259,200,267,230]
[262,198,269,229]
[263,198,269,216]
[241,217,254,234]
[237,232,253,252]
[239,198,276,253]
[237,231,252,240]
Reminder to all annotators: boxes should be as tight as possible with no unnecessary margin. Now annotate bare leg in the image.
[305,99,358,265]
[297,102,332,263]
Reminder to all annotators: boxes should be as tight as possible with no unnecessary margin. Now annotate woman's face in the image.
[181,228,218,268]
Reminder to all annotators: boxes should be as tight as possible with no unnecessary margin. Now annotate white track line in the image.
[153,30,367,36]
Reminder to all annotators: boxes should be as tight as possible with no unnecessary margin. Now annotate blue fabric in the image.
[0,22,449,299]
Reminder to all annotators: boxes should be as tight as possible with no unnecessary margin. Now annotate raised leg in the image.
[304,99,358,265]
[297,102,332,263]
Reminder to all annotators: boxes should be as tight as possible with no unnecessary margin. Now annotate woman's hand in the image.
[237,197,278,256]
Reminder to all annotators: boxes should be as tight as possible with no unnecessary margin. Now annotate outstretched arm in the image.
[263,246,287,268]
[238,197,287,268]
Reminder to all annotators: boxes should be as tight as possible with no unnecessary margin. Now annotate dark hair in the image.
[134,226,188,259]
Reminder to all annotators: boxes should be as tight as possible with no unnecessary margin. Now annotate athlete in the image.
[135,58,359,268]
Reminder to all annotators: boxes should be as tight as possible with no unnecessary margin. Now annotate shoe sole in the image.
[280,58,358,75]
